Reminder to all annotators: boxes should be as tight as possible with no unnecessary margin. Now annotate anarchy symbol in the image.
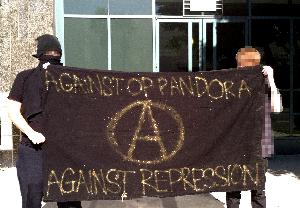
[106,100,185,164]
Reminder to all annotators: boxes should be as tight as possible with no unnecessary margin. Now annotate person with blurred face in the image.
[226,47,282,208]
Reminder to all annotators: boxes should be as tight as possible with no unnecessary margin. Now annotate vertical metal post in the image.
[248,0,252,45]
[107,0,111,70]
[213,20,217,70]
[155,20,160,72]
[203,20,207,71]
[199,20,203,71]
[245,18,249,45]
[188,21,193,72]
[290,18,294,134]
[54,0,65,64]
[152,0,156,72]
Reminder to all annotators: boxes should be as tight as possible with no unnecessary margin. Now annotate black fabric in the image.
[38,55,62,65]
[57,201,82,208]
[22,65,43,121]
[8,72,26,103]
[23,56,62,121]
[42,65,266,201]
[32,34,62,58]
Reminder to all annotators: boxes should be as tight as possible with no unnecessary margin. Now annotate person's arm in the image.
[7,99,45,144]
[262,65,283,113]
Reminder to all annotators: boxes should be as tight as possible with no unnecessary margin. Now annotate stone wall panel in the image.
[0,0,54,92]
[0,37,11,92]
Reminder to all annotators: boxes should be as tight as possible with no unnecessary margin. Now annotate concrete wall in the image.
[0,0,54,167]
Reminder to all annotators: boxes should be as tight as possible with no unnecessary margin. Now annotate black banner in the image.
[42,65,265,202]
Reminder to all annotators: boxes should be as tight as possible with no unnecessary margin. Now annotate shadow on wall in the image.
[268,155,300,180]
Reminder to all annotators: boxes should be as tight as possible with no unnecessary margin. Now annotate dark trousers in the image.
[17,144,82,208]
[17,144,44,208]
[226,159,267,208]
[226,189,266,208]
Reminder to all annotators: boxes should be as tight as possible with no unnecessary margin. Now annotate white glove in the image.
[262,66,276,88]
[262,65,274,77]
[27,130,46,144]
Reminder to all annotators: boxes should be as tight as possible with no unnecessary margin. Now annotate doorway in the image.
[156,18,247,72]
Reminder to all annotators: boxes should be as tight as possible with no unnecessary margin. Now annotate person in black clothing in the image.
[7,34,81,208]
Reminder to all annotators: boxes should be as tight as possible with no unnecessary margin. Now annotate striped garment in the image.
[262,94,274,158]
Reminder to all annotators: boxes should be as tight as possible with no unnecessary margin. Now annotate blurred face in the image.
[236,51,261,68]
[45,50,61,57]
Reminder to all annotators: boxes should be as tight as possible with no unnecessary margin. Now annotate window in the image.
[251,20,291,136]
[251,0,290,16]
[159,23,188,72]
[64,18,108,69]
[223,0,247,16]
[64,0,108,15]
[62,0,153,71]
[111,19,153,72]
[156,0,183,16]
[110,0,152,15]
[293,20,300,135]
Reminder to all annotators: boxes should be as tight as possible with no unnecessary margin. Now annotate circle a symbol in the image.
[106,100,185,164]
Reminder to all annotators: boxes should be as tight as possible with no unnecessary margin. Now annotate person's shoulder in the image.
[15,68,37,79]
[16,68,36,75]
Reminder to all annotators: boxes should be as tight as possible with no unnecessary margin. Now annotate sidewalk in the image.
[1,155,300,208]
[43,194,224,208]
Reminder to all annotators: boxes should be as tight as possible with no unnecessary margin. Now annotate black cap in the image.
[32,34,62,58]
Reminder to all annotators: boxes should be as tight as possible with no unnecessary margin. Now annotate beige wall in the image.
[0,0,54,92]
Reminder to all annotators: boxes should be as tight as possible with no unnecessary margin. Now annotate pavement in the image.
[1,155,300,208]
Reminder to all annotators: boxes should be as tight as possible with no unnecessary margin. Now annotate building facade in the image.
[1,0,300,167]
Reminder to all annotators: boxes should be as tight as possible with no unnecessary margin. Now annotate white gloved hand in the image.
[262,65,274,77]
[27,130,46,144]
[262,65,276,88]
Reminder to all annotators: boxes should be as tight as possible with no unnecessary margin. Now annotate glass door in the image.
[202,19,247,71]
[157,21,189,72]
[156,19,192,72]
[156,19,205,72]
[156,18,247,72]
